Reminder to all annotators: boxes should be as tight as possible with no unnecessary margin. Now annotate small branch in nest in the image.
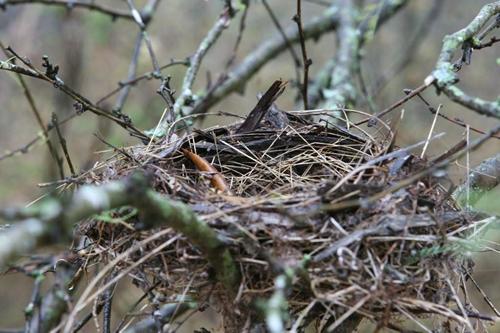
[236,79,287,133]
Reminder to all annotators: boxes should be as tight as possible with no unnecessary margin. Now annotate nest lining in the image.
[77,112,479,331]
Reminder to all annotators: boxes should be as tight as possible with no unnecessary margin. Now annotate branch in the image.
[0,49,147,140]
[123,302,195,333]
[27,259,80,333]
[0,173,240,294]
[0,0,134,20]
[431,2,500,119]
[310,0,411,109]
[188,5,342,117]
[454,153,500,209]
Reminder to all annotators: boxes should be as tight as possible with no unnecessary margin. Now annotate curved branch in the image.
[431,2,500,119]
[0,173,240,294]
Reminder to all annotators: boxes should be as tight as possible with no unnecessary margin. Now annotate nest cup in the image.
[79,109,477,331]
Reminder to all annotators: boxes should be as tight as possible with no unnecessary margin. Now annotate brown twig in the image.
[262,0,301,84]
[356,79,435,126]
[293,0,312,110]
[52,113,76,177]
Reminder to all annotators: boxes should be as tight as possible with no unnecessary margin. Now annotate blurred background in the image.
[0,0,499,331]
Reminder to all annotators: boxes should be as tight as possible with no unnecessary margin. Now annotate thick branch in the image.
[0,173,240,294]
[189,5,341,116]
[454,153,500,209]
[310,0,411,109]
[431,2,500,119]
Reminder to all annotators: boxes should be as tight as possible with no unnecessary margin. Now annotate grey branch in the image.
[189,5,342,117]
[0,173,240,294]
[454,153,500,209]
[431,2,500,119]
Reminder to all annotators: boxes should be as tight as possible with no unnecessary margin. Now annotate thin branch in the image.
[0,42,63,177]
[52,113,76,177]
[0,0,133,20]
[261,0,301,82]
[0,48,147,140]
[173,9,232,117]
[113,32,144,113]
[293,0,312,110]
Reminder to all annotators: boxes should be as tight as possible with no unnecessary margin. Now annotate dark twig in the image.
[226,1,249,69]
[52,113,76,177]
[0,0,134,20]
[262,0,301,83]
[358,79,435,126]
[96,59,188,106]
[0,43,63,177]
[1,48,147,140]
[293,0,312,110]
[189,5,341,117]
[410,89,500,140]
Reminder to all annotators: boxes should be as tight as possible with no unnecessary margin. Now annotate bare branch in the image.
[0,0,134,20]
[431,2,500,119]
[190,5,342,117]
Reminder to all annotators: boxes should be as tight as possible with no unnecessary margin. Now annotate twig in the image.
[1,48,147,140]
[52,113,76,177]
[0,42,63,177]
[262,0,301,83]
[293,0,312,110]
[357,79,435,126]
[410,90,500,140]
[420,104,442,159]
[0,0,134,20]
[226,1,249,69]
[173,8,232,117]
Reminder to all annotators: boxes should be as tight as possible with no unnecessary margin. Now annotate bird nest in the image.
[77,108,484,332]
